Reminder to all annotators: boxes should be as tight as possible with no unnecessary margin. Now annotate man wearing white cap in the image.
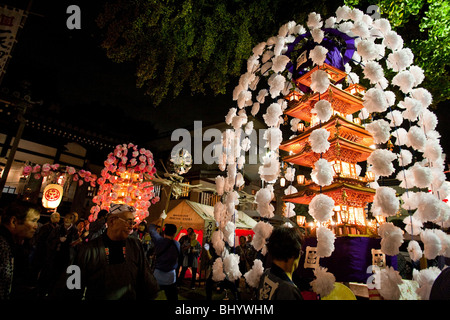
[73,203,159,300]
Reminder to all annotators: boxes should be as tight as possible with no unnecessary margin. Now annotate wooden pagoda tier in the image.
[285,83,365,122]
[294,64,347,88]
[280,114,374,167]
[283,180,375,207]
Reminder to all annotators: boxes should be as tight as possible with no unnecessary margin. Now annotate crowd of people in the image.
[0,199,308,301]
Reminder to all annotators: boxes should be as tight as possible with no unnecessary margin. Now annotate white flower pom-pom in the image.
[311,158,334,187]
[316,227,336,258]
[325,16,336,28]
[407,240,423,262]
[399,97,423,122]
[223,221,236,247]
[215,176,225,195]
[271,55,291,73]
[411,87,433,108]
[225,108,237,125]
[309,128,330,154]
[214,201,226,227]
[223,252,242,282]
[311,100,333,122]
[357,39,379,61]
[307,12,323,29]
[244,259,264,288]
[420,229,442,260]
[310,69,330,94]
[434,229,450,257]
[411,164,432,188]
[252,221,273,252]
[366,119,391,144]
[378,223,404,256]
[373,18,391,35]
[378,267,403,300]
[284,185,298,196]
[409,65,425,87]
[387,48,414,72]
[392,127,409,146]
[268,74,286,98]
[415,192,442,223]
[403,215,423,236]
[258,153,280,183]
[382,30,404,51]
[363,88,390,113]
[372,187,399,217]
[420,110,438,134]
[398,149,413,167]
[367,149,397,177]
[311,28,325,44]
[263,103,283,127]
[351,20,370,38]
[283,202,296,218]
[363,61,385,85]
[264,127,283,151]
[392,70,416,94]
[386,109,403,127]
[336,5,351,22]
[413,267,442,300]
[309,45,328,66]
[310,267,336,297]
[309,193,335,223]
[212,258,226,282]
[211,229,225,256]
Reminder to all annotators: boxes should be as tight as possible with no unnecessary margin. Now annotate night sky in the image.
[1,0,233,145]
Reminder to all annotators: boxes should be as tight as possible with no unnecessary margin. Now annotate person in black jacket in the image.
[257,226,304,300]
[148,223,180,300]
[74,204,159,300]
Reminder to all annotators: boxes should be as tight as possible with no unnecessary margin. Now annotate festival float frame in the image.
[210,6,450,300]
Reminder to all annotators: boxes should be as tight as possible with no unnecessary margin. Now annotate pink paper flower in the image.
[23,165,32,175]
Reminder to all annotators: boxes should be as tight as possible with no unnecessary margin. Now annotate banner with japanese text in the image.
[0,6,25,78]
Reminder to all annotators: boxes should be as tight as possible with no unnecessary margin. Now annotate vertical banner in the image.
[0,6,25,79]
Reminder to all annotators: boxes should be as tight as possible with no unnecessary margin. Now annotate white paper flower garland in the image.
[211,5,450,299]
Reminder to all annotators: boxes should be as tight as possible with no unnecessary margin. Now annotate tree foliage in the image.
[345,0,450,106]
[97,0,448,107]
[96,0,339,105]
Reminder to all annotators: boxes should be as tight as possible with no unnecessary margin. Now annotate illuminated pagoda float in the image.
[90,143,159,223]
[281,63,384,236]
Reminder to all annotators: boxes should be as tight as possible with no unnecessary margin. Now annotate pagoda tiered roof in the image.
[283,181,375,207]
[279,114,374,167]
[285,83,365,122]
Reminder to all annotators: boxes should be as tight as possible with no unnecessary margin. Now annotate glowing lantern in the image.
[42,184,63,209]
[296,215,306,226]
[297,174,305,184]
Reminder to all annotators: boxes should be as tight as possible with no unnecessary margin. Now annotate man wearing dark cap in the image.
[74,203,159,300]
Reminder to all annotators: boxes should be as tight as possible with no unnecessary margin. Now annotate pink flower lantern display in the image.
[89,143,159,223]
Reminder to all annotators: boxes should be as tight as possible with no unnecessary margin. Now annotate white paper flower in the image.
[309,193,335,223]
[310,69,330,94]
[311,100,333,122]
[309,128,330,154]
